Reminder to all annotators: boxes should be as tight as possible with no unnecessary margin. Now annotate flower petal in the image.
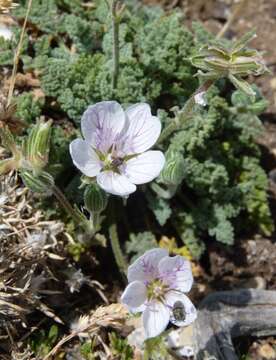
[81,101,126,153]
[121,103,161,154]
[127,248,168,283]
[121,281,147,313]
[96,171,136,196]
[123,151,165,185]
[143,301,170,339]
[166,291,197,327]
[70,139,101,177]
[158,255,193,293]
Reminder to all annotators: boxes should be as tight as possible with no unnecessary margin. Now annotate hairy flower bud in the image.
[20,170,54,195]
[23,120,52,171]
[84,184,108,214]
[161,151,185,186]
[191,31,268,98]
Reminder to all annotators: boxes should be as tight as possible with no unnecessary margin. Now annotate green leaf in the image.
[48,325,58,343]
[229,74,256,98]
[147,195,172,226]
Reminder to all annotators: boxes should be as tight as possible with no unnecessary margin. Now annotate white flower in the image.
[194,91,207,107]
[70,101,165,196]
[121,248,197,339]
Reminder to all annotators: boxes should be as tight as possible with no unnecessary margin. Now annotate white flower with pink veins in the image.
[70,101,165,196]
[121,248,197,339]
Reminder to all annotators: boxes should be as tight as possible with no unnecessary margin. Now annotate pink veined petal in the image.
[123,151,165,185]
[120,103,161,154]
[69,139,102,177]
[142,300,170,339]
[127,248,168,283]
[165,291,197,327]
[81,101,127,153]
[158,255,193,293]
[96,171,136,196]
[121,281,147,313]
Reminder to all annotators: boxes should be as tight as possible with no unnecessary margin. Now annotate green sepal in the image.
[23,120,52,171]
[229,74,256,98]
[20,170,55,195]
[231,29,257,54]
[84,184,108,214]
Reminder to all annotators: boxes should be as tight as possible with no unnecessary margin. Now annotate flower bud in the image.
[191,31,268,98]
[23,120,52,171]
[20,170,54,195]
[161,151,185,186]
[84,184,108,214]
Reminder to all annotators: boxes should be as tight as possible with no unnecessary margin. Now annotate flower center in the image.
[101,153,124,174]
[147,278,169,302]
[95,147,138,174]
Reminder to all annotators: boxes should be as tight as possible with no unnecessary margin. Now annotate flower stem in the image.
[111,0,120,91]
[158,80,214,144]
[52,185,86,225]
[92,212,100,232]
[7,0,33,107]
[109,223,127,280]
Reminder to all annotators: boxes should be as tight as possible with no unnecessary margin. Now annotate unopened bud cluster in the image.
[0,121,53,193]
[191,31,268,98]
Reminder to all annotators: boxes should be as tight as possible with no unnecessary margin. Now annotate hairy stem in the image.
[92,212,101,232]
[7,0,33,107]
[109,223,127,280]
[111,0,120,91]
[158,80,214,144]
[52,185,86,225]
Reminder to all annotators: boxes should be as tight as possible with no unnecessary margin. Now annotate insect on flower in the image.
[70,101,165,196]
[121,248,197,339]
[172,300,186,322]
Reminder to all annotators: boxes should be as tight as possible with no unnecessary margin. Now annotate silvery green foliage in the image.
[125,232,158,263]
[157,89,273,257]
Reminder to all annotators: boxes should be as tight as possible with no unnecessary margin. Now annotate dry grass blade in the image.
[43,303,128,359]
[7,0,32,107]
[0,0,18,14]
[216,0,249,39]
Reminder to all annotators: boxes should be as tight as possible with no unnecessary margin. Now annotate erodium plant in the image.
[0,2,272,343]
